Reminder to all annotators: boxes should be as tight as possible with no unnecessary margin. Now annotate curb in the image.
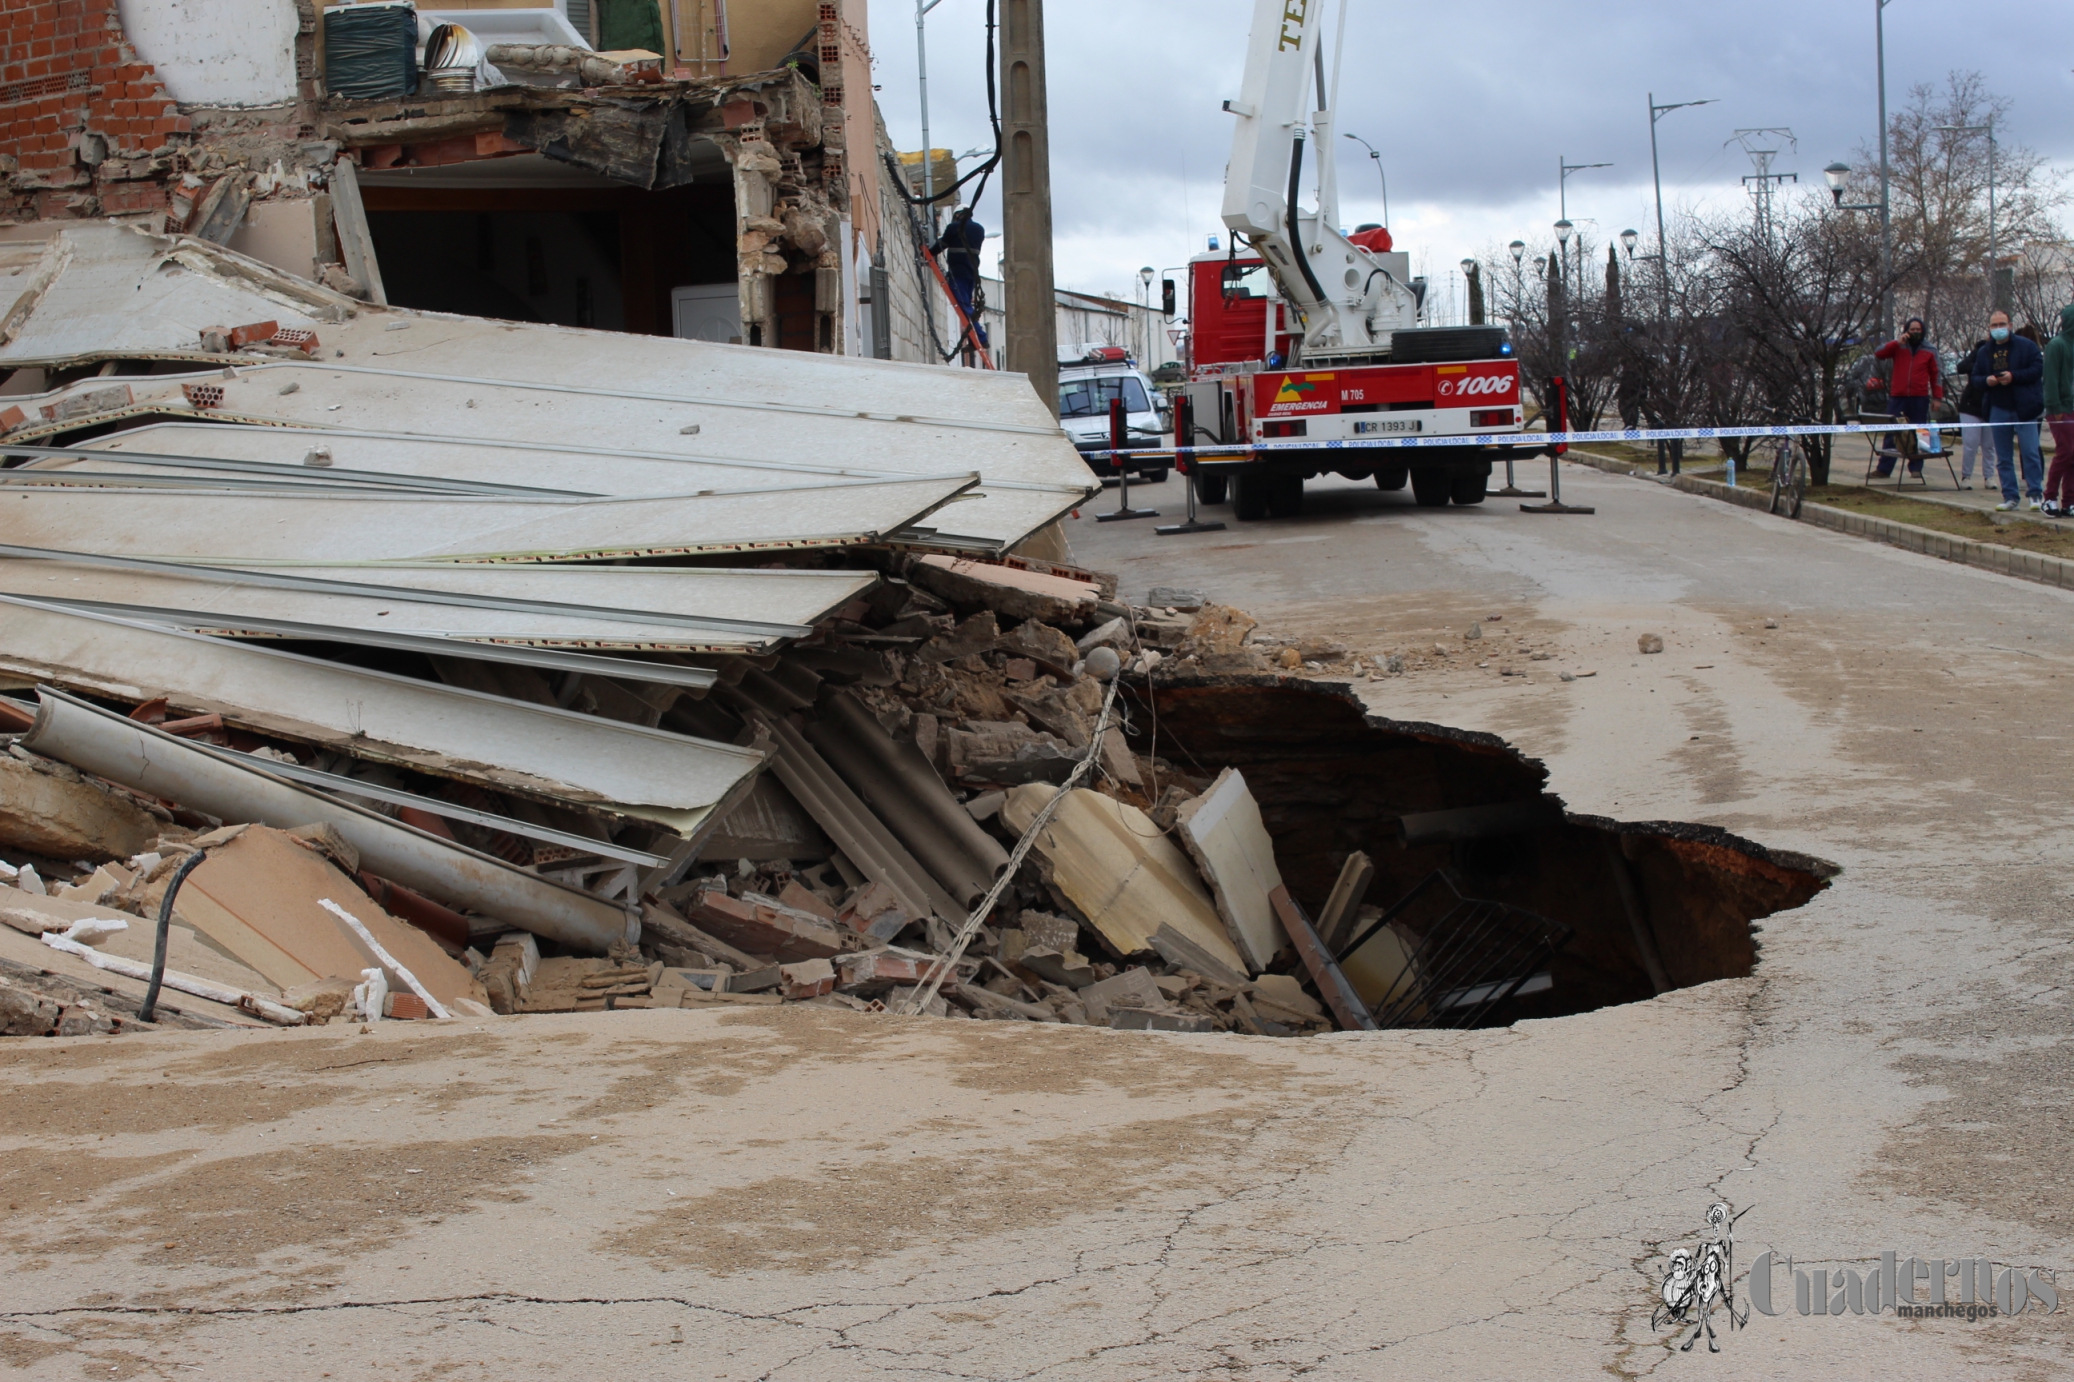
[1566,451,2074,593]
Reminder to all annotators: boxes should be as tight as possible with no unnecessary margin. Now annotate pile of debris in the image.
[0,570,1365,1037]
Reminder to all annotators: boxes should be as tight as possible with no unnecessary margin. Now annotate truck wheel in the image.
[1195,472,1229,505]
[1268,472,1305,517]
[1233,472,1272,521]
[1410,468,1452,507]
[1450,469,1488,505]
[1142,467,1170,485]
[1374,466,1408,492]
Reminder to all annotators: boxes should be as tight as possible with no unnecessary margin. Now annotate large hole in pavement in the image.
[1123,676,1834,1024]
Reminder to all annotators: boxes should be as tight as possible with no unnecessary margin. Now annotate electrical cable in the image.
[886,0,1003,211]
[138,848,206,1024]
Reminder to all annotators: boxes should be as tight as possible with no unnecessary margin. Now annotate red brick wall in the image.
[1,0,188,183]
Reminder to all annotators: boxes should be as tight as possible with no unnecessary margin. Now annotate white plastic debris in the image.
[352,967,389,1023]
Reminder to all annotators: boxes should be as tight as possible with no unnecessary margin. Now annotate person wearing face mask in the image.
[2042,305,2074,516]
[1871,316,1944,477]
[1968,310,2046,511]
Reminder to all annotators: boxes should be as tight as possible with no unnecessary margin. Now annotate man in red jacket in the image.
[1872,317,1945,477]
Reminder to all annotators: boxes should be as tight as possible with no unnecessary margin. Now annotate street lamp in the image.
[1936,120,1998,304]
[1508,240,1525,266]
[1137,266,1155,362]
[1874,0,1897,340]
[1642,94,1712,478]
[1343,132,1389,226]
[1823,162,1880,212]
[1619,228,1640,259]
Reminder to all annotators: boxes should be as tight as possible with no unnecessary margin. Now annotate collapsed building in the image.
[0,3,1832,1043]
[0,223,1829,1040]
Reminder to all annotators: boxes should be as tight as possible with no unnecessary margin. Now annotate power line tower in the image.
[1728,128,1798,238]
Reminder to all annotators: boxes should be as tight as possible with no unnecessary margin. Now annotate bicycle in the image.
[1768,429,1810,519]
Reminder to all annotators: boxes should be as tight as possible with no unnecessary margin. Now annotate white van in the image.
[1057,345,1171,482]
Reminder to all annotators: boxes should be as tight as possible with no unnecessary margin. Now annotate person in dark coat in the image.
[929,207,988,346]
[1872,316,1944,476]
[1955,336,1990,488]
[1969,309,2047,510]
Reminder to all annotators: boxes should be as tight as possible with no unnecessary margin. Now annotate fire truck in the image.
[1178,0,1539,521]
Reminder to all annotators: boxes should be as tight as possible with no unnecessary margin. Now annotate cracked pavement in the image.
[4,463,2070,1379]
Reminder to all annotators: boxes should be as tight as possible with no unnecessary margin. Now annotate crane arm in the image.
[1219,0,1419,359]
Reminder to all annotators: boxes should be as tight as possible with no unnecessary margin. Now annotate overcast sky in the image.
[866,0,2074,313]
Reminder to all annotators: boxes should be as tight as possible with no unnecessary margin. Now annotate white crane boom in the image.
[1219,0,1420,360]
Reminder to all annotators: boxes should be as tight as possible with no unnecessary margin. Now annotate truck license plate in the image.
[1352,419,1421,435]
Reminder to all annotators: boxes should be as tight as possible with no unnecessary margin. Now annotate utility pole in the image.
[1876,0,1894,341]
[1001,0,1058,415]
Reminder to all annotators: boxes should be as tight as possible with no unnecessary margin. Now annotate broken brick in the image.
[683,890,846,963]
[778,957,836,999]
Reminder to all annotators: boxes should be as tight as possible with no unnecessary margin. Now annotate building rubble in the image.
[0,220,1376,1040]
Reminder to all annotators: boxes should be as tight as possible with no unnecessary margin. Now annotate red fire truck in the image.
[1178,0,1540,522]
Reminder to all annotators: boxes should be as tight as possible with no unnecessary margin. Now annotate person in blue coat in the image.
[1969,310,2046,510]
[930,207,988,347]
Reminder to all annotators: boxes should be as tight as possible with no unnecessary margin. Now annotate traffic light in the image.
[1161,278,1176,318]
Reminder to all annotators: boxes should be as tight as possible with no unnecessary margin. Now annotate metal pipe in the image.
[22,689,633,954]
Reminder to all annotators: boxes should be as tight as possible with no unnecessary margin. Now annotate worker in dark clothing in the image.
[1871,316,1944,476]
[930,207,988,346]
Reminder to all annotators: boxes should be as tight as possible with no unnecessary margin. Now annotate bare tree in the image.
[1850,71,2066,339]
[1703,192,1890,483]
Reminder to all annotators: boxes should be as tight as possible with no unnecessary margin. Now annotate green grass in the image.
[1743,470,2074,560]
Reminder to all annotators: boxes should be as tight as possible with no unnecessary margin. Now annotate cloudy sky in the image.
[866,0,2074,314]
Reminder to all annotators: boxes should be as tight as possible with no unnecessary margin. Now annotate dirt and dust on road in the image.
[3,458,2070,1379]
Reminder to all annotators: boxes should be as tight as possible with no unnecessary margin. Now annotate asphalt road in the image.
[3,461,2069,1379]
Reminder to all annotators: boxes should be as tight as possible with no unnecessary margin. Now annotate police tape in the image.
[1079,416,1988,464]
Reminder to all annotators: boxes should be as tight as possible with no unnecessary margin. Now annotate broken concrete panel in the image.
[1075,617,1129,654]
[1075,965,1168,1024]
[682,889,846,963]
[1250,973,1325,1021]
[0,753,160,864]
[909,555,1102,625]
[146,826,480,1007]
[1016,946,1095,989]
[1175,768,1285,974]
[1148,922,1251,991]
[701,776,831,863]
[1000,784,1246,977]
[997,619,1080,678]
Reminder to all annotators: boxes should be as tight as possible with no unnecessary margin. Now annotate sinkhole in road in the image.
[1122,677,1834,1026]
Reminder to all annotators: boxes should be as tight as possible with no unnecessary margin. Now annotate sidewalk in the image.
[1815,424,2069,529]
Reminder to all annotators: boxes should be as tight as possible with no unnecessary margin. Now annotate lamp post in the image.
[1875,0,1896,340]
[1137,266,1155,363]
[1343,132,1389,226]
[1935,120,1998,309]
[1640,97,1711,477]
[1553,218,1574,380]
[914,0,953,228]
